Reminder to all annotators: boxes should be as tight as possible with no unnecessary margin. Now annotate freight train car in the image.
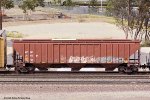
[12,39,141,73]
[0,30,7,69]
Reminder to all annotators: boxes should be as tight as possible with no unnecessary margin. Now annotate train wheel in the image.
[26,65,35,74]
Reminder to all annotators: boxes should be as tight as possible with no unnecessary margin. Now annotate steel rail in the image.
[0,73,150,84]
[0,79,150,84]
[0,75,150,80]
[0,71,150,78]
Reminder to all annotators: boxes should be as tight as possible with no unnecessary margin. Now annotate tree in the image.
[1,0,14,15]
[88,0,98,14]
[52,0,57,4]
[141,40,150,47]
[37,0,45,7]
[106,0,150,40]
[57,0,62,5]
[19,0,45,20]
[89,0,98,8]
[63,0,74,6]
[52,0,62,5]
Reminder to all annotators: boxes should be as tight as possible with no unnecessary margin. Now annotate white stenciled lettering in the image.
[68,56,124,63]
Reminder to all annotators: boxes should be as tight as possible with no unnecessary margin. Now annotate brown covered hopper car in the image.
[13,39,140,73]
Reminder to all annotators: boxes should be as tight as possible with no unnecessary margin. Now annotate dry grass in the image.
[3,14,116,27]
[76,14,115,24]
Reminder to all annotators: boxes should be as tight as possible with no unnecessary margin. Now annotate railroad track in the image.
[0,71,150,84]
[0,71,150,78]
[1,74,150,79]
[0,78,150,84]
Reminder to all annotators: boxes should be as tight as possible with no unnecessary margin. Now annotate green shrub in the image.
[141,40,150,47]
[7,31,25,38]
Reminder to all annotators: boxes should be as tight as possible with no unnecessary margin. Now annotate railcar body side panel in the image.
[13,39,140,68]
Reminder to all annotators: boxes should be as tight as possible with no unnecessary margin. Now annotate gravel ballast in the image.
[0,84,150,100]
